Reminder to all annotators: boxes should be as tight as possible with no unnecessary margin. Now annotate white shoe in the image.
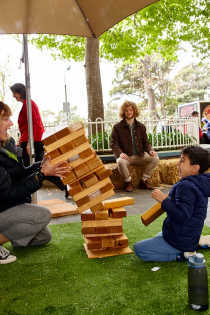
[0,246,17,264]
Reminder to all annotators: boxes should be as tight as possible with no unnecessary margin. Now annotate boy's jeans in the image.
[134,232,182,262]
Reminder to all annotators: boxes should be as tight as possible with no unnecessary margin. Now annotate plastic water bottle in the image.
[188,253,209,311]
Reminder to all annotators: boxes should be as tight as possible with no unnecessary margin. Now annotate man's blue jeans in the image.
[134,232,182,262]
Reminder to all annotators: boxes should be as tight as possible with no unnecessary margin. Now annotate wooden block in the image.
[83,174,98,188]
[80,148,93,158]
[76,165,104,182]
[84,237,101,250]
[84,232,123,238]
[77,189,115,213]
[43,134,57,146]
[69,182,83,196]
[103,197,134,209]
[60,142,74,154]
[69,153,95,169]
[43,127,71,146]
[95,210,109,220]
[101,237,115,248]
[47,149,61,160]
[109,207,127,218]
[37,199,78,217]
[141,203,164,226]
[74,163,90,177]
[90,202,105,212]
[96,169,112,180]
[71,135,87,148]
[100,183,114,194]
[81,212,95,221]
[76,196,90,207]
[82,219,122,235]
[73,177,111,202]
[86,157,103,171]
[50,142,90,165]
[84,244,133,259]
[115,234,128,248]
[44,128,84,153]
[62,170,77,185]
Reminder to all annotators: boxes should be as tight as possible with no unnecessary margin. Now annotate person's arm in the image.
[111,125,123,159]
[141,125,152,153]
[0,166,42,203]
[161,183,196,224]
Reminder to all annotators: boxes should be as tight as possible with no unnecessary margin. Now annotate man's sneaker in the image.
[0,246,17,264]
[124,182,133,192]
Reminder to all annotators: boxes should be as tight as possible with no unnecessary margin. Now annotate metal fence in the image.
[9,117,199,152]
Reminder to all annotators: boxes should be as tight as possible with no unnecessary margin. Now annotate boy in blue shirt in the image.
[134,146,210,262]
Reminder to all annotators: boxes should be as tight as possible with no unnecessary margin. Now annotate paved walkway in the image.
[37,185,210,226]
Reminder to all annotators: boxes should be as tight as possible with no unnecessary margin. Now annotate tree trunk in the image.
[141,55,159,120]
[85,38,104,123]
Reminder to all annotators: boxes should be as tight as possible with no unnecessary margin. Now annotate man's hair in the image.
[0,101,12,117]
[10,83,26,100]
[120,101,139,119]
[182,146,210,174]
[192,111,199,117]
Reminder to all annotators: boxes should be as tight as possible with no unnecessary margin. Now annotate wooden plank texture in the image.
[44,128,84,153]
[38,199,78,217]
[77,189,115,213]
[103,197,134,209]
[84,244,133,259]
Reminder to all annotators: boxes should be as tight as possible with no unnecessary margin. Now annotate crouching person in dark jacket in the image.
[0,101,69,264]
[134,145,210,262]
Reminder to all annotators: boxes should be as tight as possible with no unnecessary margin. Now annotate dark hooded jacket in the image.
[162,173,210,252]
[0,137,42,212]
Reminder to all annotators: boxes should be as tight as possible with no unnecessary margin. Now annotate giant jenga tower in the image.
[43,122,134,258]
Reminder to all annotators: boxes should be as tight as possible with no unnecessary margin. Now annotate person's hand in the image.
[149,150,158,158]
[120,153,130,160]
[152,189,168,203]
[41,157,70,178]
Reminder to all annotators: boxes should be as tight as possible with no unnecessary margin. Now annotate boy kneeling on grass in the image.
[134,146,210,262]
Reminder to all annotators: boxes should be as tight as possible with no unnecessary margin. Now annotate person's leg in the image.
[116,157,131,182]
[0,204,51,248]
[29,227,52,246]
[34,141,44,162]
[134,232,182,262]
[20,141,30,166]
[134,153,159,182]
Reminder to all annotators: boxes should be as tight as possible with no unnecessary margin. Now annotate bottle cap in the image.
[188,253,205,267]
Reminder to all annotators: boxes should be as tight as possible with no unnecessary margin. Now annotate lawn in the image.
[1,215,210,315]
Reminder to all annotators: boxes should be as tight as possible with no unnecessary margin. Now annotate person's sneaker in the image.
[139,179,154,190]
[124,182,133,192]
[0,246,17,264]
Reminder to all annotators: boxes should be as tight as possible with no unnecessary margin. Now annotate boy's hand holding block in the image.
[141,202,164,226]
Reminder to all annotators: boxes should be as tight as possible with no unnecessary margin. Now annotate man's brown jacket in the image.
[111,118,151,159]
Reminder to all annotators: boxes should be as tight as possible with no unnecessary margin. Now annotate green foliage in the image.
[90,128,196,152]
[32,0,209,63]
[90,131,110,151]
[148,129,197,150]
[171,62,210,103]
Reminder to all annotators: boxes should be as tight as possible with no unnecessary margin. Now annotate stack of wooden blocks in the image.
[43,122,134,258]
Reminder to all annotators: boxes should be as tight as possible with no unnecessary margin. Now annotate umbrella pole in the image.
[23,34,37,203]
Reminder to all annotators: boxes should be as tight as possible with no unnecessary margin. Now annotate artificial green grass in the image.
[1,215,210,315]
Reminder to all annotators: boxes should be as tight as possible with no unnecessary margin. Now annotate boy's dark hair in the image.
[182,146,210,174]
[192,111,199,117]
[10,83,26,100]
